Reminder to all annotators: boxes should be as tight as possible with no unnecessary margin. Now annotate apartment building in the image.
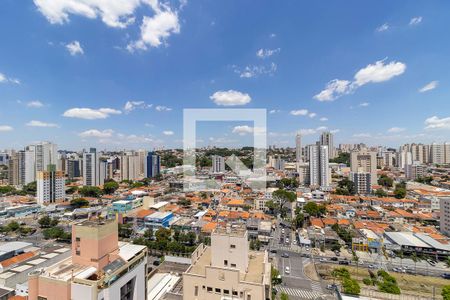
[183,226,271,300]
[28,219,147,300]
[36,165,65,205]
[350,149,377,185]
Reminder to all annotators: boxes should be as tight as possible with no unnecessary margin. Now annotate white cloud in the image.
[270,33,276,38]
[387,127,405,133]
[419,81,438,93]
[162,130,174,136]
[234,63,277,78]
[155,105,172,112]
[0,125,13,132]
[256,48,280,59]
[26,120,59,128]
[359,102,370,107]
[66,41,84,56]
[353,59,406,86]
[79,129,114,138]
[320,117,328,121]
[124,100,151,112]
[330,129,340,134]
[26,100,44,108]
[424,116,450,130]
[0,72,20,84]
[63,107,121,119]
[376,23,389,32]
[232,125,265,136]
[210,90,251,106]
[290,109,308,116]
[33,0,144,28]
[315,59,406,101]
[409,16,423,26]
[353,133,371,138]
[127,3,180,51]
[313,79,352,101]
[308,112,317,118]
[269,109,281,114]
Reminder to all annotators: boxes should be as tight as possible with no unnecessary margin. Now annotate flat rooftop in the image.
[186,247,266,284]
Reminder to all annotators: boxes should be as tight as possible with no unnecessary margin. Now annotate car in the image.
[392,267,400,272]
[330,257,338,261]
[281,252,289,258]
[285,266,290,274]
[442,273,450,279]
[428,259,437,266]
[285,238,290,243]
[326,284,337,290]
[368,264,377,269]
[152,260,160,266]
[319,258,327,262]
[270,249,278,253]
[305,246,310,251]
[334,251,340,256]
[339,260,349,265]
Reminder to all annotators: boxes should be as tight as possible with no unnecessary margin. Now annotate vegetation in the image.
[335,178,356,195]
[330,152,350,165]
[79,186,102,197]
[416,176,433,185]
[38,215,59,228]
[442,285,450,300]
[70,198,90,208]
[394,185,406,199]
[42,226,71,241]
[378,175,394,188]
[331,268,360,295]
[375,188,388,197]
[271,266,282,285]
[133,228,198,255]
[277,178,299,189]
[0,185,16,195]
[331,223,353,244]
[280,293,289,300]
[303,201,327,217]
[250,239,261,250]
[271,189,296,217]
[103,180,119,194]
[376,270,401,294]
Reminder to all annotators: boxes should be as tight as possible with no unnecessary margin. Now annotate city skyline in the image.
[0,1,450,150]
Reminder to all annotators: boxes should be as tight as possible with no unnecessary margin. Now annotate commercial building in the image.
[211,155,225,173]
[36,165,65,205]
[144,211,174,230]
[28,219,147,300]
[120,152,141,181]
[182,226,271,300]
[295,133,302,162]
[83,148,101,186]
[350,149,377,186]
[320,131,335,159]
[146,152,161,178]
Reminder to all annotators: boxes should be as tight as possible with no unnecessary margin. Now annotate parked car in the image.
[334,250,340,256]
[285,266,290,274]
[281,252,289,258]
[327,284,337,290]
[368,264,377,269]
[441,273,450,279]
[330,257,338,261]
[339,260,349,265]
[319,258,327,262]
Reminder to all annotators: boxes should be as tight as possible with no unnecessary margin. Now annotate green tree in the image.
[342,278,360,295]
[7,221,20,232]
[66,186,79,195]
[271,266,282,285]
[70,198,90,208]
[38,215,52,228]
[0,185,16,195]
[22,181,37,195]
[293,212,304,229]
[442,285,450,300]
[103,181,119,194]
[378,175,393,188]
[394,186,406,199]
[335,178,356,195]
[79,186,102,197]
[375,188,388,197]
[280,292,289,300]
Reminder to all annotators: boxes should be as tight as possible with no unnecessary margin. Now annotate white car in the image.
[285,266,290,274]
[319,258,327,262]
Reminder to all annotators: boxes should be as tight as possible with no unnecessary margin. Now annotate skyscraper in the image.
[350,149,377,185]
[211,155,225,173]
[37,164,65,205]
[83,148,100,186]
[146,152,161,178]
[320,131,335,159]
[308,144,330,188]
[27,141,58,176]
[295,133,302,162]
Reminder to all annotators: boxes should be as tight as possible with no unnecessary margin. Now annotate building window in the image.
[230,244,236,249]
[224,289,230,295]
[247,295,251,300]
[224,260,228,266]
[207,287,212,292]
[194,286,198,296]
[215,288,221,293]
[231,263,236,268]
[232,290,238,296]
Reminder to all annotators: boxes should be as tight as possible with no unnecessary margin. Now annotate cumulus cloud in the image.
[124,100,151,113]
[0,72,20,84]
[127,2,180,52]
[387,127,405,133]
[269,109,281,114]
[26,120,59,128]
[256,48,280,59]
[419,81,438,93]
[162,130,174,136]
[66,41,84,56]
[290,109,309,116]
[409,16,423,26]
[210,90,251,106]
[63,107,122,119]
[155,105,172,112]
[0,125,13,132]
[26,100,44,108]
[232,125,265,136]
[308,112,317,118]
[320,117,328,121]
[234,63,277,78]
[359,102,370,107]
[314,59,406,101]
[376,23,389,32]
[424,116,450,130]
[79,129,114,138]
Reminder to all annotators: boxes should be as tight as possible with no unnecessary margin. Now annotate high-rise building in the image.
[295,133,302,162]
[182,225,271,300]
[27,141,58,176]
[440,197,450,236]
[8,150,35,186]
[308,144,330,188]
[37,165,65,205]
[273,155,284,170]
[28,219,148,300]
[146,152,161,178]
[120,152,141,181]
[8,152,20,186]
[350,149,377,186]
[430,142,450,164]
[350,172,371,195]
[0,153,9,166]
[405,162,425,181]
[320,131,335,159]
[83,148,100,186]
[67,159,81,179]
[211,155,225,173]
[410,143,430,164]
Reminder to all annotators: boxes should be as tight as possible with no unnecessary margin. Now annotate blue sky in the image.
[0,0,449,150]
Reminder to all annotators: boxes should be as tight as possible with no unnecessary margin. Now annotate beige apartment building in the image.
[183,226,271,300]
[350,149,378,185]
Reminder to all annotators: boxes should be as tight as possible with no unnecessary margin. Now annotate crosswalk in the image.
[275,286,322,299]
[310,281,322,293]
